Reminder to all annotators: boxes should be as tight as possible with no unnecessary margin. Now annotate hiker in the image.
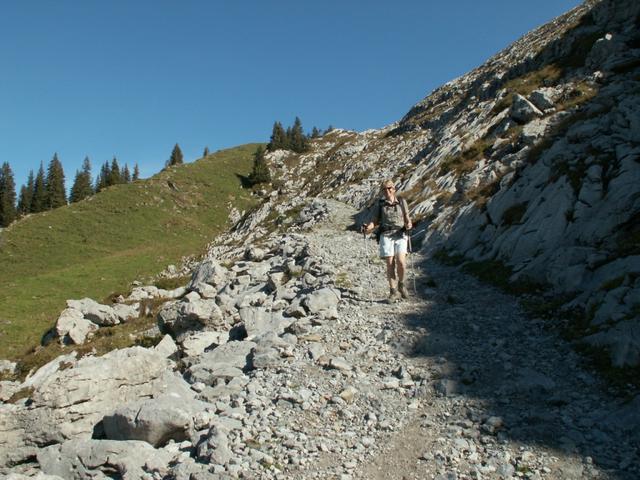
[362,179,412,302]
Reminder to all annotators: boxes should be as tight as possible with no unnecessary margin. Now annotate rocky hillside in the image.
[256,0,639,368]
[1,0,639,478]
[2,200,639,479]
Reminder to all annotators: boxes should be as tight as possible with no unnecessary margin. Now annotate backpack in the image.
[375,197,408,243]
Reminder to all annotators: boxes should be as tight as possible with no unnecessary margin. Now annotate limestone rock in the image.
[0,348,172,467]
[509,93,543,123]
[38,439,174,480]
[185,341,256,384]
[103,393,208,447]
[239,306,293,339]
[66,298,120,326]
[54,308,98,345]
[188,258,229,290]
[180,331,229,357]
[303,287,341,318]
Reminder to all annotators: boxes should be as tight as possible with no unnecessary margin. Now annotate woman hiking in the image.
[362,179,413,303]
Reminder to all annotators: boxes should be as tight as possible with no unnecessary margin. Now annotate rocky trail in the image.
[286,200,639,480]
[1,199,638,480]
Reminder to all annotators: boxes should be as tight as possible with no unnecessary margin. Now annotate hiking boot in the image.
[387,288,401,304]
[398,282,410,299]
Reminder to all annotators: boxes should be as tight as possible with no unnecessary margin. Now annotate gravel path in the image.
[295,199,638,480]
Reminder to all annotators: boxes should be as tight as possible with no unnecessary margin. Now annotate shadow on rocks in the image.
[395,254,639,480]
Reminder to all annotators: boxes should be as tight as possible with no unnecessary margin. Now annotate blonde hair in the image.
[381,179,395,190]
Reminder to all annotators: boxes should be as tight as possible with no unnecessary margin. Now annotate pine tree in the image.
[203,146,210,157]
[132,164,140,181]
[289,117,308,153]
[268,121,287,151]
[248,145,271,186]
[168,144,184,166]
[70,157,94,203]
[109,157,121,185]
[17,170,34,215]
[122,164,131,183]
[0,162,17,227]
[31,162,47,213]
[81,157,94,194]
[95,161,110,192]
[311,127,321,138]
[45,153,67,209]
[285,126,292,149]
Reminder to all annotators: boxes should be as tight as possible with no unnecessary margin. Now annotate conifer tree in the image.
[82,157,94,193]
[285,126,292,148]
[289,117,308,153]
[0,162,17,227]
[168,144,184,166]
[203,146,210,157]
[45,153,67,209]
[31,162,47,213]
[70,157,94,203]
[122,164,131,183]
[109,157,122,185]
[132,163,140,181]
[268,121,287,151]
[95,161,110,192]
[311,127,321,138]
[17,170,34,215]
[248,145,271,186]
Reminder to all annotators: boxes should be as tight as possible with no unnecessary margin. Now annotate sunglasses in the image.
[384,186,395,191]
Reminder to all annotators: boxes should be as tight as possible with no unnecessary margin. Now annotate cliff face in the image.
[263,0,640,367]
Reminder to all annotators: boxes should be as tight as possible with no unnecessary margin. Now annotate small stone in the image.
[339,386,358,403]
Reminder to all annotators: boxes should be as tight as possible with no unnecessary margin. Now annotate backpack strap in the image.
[397,197,409,224]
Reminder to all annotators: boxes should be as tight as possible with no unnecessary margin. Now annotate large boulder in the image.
[66,298,120,326]
[38,439,174,480]
[66,298,139,327]
[188,258,230,290]
[54,308,98,344]
[239,306,293,339]
[180,331,229,357]
[157,296,225,340]
[103,394,208,447]
[185,341,256,385]
[509,93,543,123]
[302,287,341,319]
[0,347,174,467]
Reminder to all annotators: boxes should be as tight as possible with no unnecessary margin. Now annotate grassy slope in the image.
[0,144,261,360]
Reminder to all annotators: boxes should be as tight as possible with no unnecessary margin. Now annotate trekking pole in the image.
[407,232,417,295]
[361,227,374,302]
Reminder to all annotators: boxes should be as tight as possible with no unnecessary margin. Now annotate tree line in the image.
[248,117,332,187]
[0,143,198,228]
[267,117,333,154]
[0,154,140,228]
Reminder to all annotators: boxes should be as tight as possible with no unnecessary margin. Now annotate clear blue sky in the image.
[0,0,581,191]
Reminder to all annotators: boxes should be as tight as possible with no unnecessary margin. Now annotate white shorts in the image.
[379,233,408,258]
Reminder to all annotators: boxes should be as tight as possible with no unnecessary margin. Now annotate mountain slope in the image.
[0,144,260,359]
[254,0,639,368]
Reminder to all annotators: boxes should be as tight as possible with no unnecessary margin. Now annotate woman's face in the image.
[383,184,395,200]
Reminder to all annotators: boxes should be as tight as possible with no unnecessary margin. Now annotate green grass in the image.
[0,144,261,361]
